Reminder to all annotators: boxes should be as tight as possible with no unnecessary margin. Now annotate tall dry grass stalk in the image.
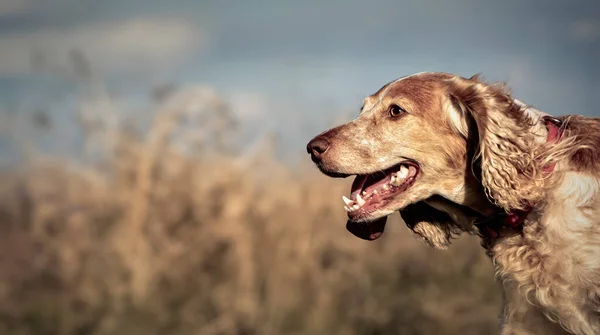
[0,82,502,335]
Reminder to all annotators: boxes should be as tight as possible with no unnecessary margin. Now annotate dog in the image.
[306,72,600,334]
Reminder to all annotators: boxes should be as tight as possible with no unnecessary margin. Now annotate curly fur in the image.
[447,75,578,212]
[446,76,600,334]
[307,72,600,334]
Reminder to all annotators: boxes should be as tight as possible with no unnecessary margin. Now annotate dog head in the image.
[306,72,556,248]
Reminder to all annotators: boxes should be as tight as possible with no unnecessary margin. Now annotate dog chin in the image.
[345,199,420,241]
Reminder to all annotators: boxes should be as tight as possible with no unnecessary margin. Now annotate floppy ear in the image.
[399,202,460,250]
[446,75,550,212]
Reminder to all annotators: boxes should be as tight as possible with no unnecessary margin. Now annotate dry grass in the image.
[0,84,502,335]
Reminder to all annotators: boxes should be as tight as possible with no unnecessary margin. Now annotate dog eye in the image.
[388,105,405,117]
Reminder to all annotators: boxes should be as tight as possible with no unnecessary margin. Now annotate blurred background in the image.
[0,0,597,334]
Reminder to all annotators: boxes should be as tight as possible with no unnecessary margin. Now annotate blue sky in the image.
[0,0,598,164]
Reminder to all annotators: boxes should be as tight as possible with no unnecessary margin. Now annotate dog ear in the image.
[399,202,459,250]
[445,76,554,212]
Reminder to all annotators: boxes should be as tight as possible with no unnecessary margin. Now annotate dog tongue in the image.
[346,216,388,241]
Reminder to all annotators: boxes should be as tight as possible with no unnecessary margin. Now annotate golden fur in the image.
[307,72,600,334]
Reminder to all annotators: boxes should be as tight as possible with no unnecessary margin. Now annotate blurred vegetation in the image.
[0,50,502,335]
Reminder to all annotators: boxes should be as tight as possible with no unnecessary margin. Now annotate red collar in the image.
[476,115,565,244]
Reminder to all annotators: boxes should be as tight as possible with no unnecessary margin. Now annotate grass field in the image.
[0,86,502,335]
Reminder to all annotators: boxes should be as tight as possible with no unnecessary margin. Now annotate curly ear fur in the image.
[446,75,574,212]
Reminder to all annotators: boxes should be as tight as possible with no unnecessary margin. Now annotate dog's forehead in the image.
[361,72,456,113]
[361,79,404,110]
[366,72,451,101]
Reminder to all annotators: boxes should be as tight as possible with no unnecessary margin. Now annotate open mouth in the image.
[343,161,420,218]
[343,161,420,240]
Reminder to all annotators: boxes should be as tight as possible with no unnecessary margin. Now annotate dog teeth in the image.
[344,164,418,214]
[343,194,364,212]
[356,194,365,206]
[390,176,403,186]
[390,165,410,186]
[398,165,409,179]
[343,164,418,213]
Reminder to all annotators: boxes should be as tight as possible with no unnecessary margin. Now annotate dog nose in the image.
[306,137,330,161]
